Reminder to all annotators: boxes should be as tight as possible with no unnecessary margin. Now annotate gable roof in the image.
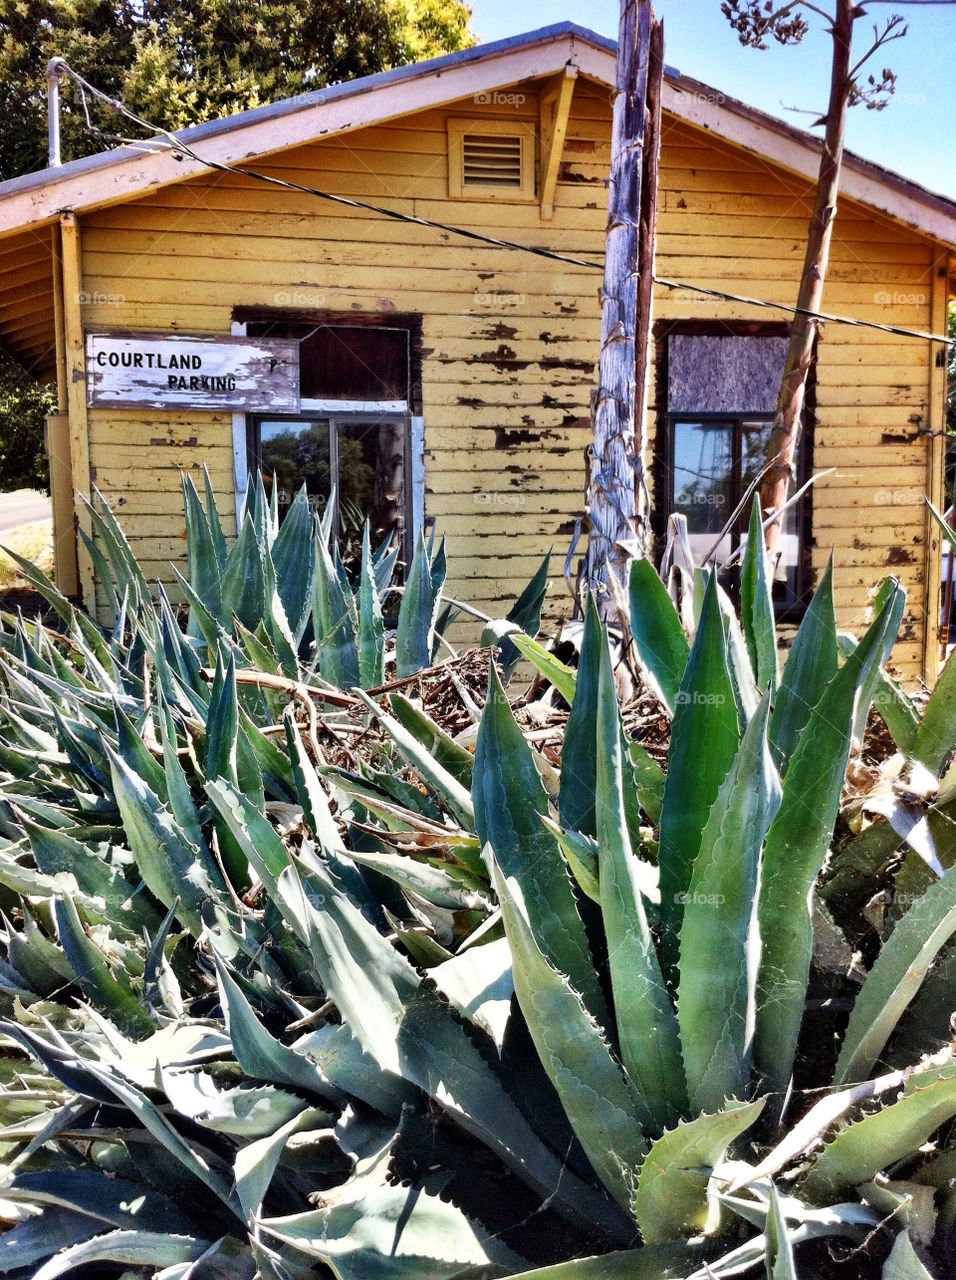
[1,20,955,243]
[1,21,954,378]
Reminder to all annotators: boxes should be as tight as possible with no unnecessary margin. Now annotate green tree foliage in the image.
[0,354,54,492]
[0,0,474,181]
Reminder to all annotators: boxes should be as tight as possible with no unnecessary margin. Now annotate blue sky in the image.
[468,0,956,197]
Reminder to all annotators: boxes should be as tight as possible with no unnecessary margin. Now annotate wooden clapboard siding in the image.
[77,78,943,669]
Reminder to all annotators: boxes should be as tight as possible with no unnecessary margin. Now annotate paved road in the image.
[0,490,51,533]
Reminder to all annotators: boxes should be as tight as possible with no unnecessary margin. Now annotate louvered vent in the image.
[462,134,523,188]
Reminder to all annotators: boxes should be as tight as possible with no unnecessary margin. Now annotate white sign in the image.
[86,332,300,412]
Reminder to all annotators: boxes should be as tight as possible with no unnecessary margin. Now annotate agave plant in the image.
[0,495,955,1277]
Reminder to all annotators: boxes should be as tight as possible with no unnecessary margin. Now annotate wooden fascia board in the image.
[0,36,610,239]
[662,80,956,246]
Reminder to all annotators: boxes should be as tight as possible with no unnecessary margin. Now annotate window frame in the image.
[248,405,415,568]
[652,319,815,621]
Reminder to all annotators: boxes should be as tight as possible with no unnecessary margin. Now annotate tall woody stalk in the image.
[760,0,853,554]
[723,0,907,553]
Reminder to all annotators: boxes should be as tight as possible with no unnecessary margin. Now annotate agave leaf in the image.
[558,595,603,836]
[182,474,224,629]
[628,557,690,716]
[542,818,600,902]
[657,572,739,980]
[52,897,153,1038]
[388,693,475,788]
[473,663,608,1027]
[507,631,577,705]
[221,513,268,633]
[677,691,781,1114]
[492,862,647,1210]
[281,858,627,1236]
[631,1099,765,1245]
[714,577,761,730]
[205,777,291,899]
[355,689,474,829]
[261,1143,526,1279]
[356,524,385,688]
[769,558,838,773]
[4,906,71,995]
[755,580,905,1098]
[628,740,664,828]
[5,1168,198,1236]
[312,537,359,690]
[21,817,159,935]
[212,957,343,1102]
[596,627,687,1131]
[802,1057,956,1202]
[738,502,778,695]
[83,488,150,606]
[396,531,442,677]
[283,715,345,851]
[502,1240,745,1278]
[60,1052,242,1216]
[203,653,239,785]
[881,1231,935,1280]
[234,1110,306,1218]
[271,486,315,643]
[0,1206,98,1272]
[496,550,551,680]
[292,1020,416,1118]
[114,701,168,801]
[160,1064,308,1137]
[344,846,491,912]
[32,1229,211,1280]
[105,742,227,938]
[765,1181,799,1280]
[913,645,956,776]
[834,860,956,1084]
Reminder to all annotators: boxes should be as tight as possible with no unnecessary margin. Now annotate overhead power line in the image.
[55,61,956,348]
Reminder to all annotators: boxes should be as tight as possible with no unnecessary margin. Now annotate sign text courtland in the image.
[86,332,300,412]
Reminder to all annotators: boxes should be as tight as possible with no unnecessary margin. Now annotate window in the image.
[447,118,535,201]
[239,315,424,571]
[253,413,410,569]
[658,328,809,613]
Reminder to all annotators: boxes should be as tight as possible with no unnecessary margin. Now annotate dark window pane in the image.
[336,418,406,565]
[260,419,332,517]
[672,420,733,563]
[300,327,409,402]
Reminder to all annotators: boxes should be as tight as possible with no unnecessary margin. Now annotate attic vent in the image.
[448,118,535,201]
[462,134,523,187]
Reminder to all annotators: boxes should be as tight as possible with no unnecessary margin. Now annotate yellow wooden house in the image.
[0,22,953,680]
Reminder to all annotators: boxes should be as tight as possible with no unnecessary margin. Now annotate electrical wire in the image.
[56,60,955,348]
